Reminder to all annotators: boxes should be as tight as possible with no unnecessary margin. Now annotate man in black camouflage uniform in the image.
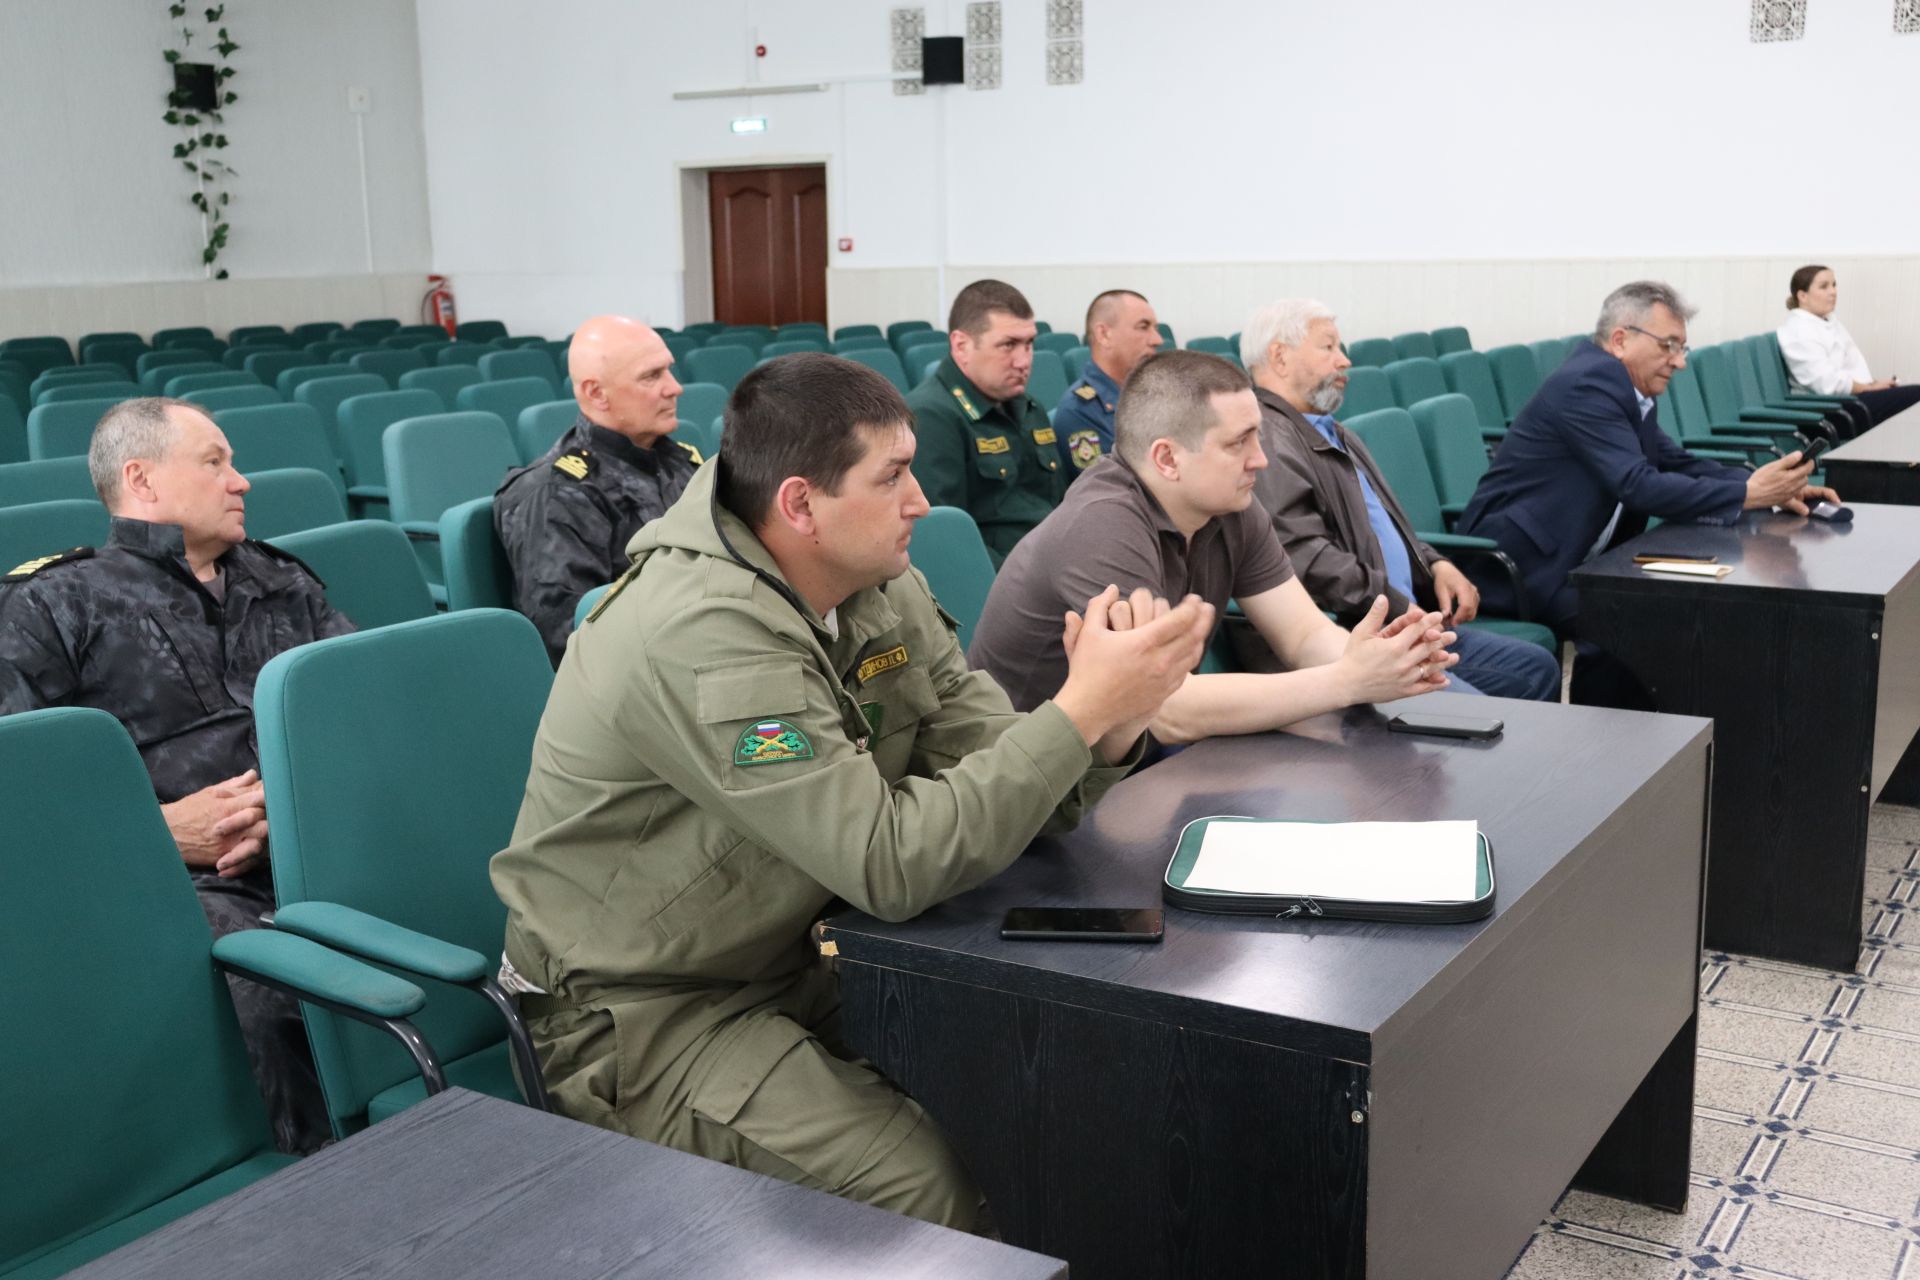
[0,397,352,1153]
[493,314,700,664]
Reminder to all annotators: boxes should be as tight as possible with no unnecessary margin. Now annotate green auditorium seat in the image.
[761,338,828,358]
[0,705,442,1279]
[252,610,557,1135]
[28,399,125,460]
[833,324,882,341]
[137,349,213,384]
[347,318,402,337]
[1184,336,1235,358]
[393,324,453,341]
[438,496,515,611]
[0,393,25,465]
[457,377,560,431]
[1527,337,1575,379]
[1155,322,1174,346]
[1033,332,1079,357]
[82,340,148,380]
[674,382,728,428]
[477,348,562,394]
[1688,344,1828,437]
[1391,332,1438,362]
[0,498,110,571]
[191,384,282,413]
[1344,407,1535,624]
[1721,339,1852,437]
[1408,394,1491,513]
[289,321,345,344]
[1026,350,1068,411]
[491,336,548,350]
[516,400,577,464]
[158,331,226,358]
[0,455,95,507]
[886,320,934,351]
[211,404,347,502]
[841,346,911,393]
[38,379,140,406]
[901,338,949,383]
[906,506,995,651]
[78,331,142,358]
[1060,344,1091,384]
[673,417,720,464]
[242,350,308,386]
[1664,364,1796,461]
[712,329,770,357]
[778,321,827,337]
[1431,326,1472,356]
[228,325,288,346]
[1383,357,1448,408]
[1439,350,1512,436]
[224,343,293,371]
[681,322,724,340]
[400,364,483,410]
[687,346,756,392]
[1337,367,1396,419]
[455,320,509,343]
[239,467,348,540]
[540,340,571,384]
[1653,389,1746,466]
[663,334,700,370]
[1484,345,1542,422]
[267,520,436,630]
[349,349,429,388]
[433,341,494,367]
[334,388,440,519]
[831,334,891,355]
[1,335,76,368]
[306,339,366,362]
[1346,337,1395,368]
[384,410,521,599]
[275,364,339,399]
[31,365,125,401]
[165,370,259,398]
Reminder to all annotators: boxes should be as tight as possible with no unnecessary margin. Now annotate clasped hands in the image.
[161,768,269,879]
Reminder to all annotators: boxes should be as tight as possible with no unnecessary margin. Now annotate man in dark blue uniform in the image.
[1053,289,1163,475]
[0,397,352,1151]
[494,315,700,664]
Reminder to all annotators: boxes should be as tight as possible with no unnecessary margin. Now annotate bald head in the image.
[569,314,683,445]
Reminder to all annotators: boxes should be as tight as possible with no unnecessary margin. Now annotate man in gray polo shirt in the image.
[970,350,1457,740]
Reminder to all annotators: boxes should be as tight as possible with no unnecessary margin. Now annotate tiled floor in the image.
[1506,807,1920,1279]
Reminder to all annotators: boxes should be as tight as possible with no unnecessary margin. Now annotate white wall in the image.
[415,0,1920,368]
[0,0,434,337]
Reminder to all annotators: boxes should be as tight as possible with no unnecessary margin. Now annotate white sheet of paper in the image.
[1186,819,1480,903]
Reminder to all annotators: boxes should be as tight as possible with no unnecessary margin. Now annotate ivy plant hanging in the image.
[161,4,238,277]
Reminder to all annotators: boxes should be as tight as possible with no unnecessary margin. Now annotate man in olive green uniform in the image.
[490,353,1213,1230]
[905,278,1066,565]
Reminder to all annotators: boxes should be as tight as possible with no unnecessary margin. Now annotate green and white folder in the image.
[1164,816,1497,924]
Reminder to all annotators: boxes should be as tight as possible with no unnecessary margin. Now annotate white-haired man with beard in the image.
[1239,299,1560,700]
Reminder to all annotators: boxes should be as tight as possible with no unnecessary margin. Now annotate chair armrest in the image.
[1479,428,1506,443]
[1736,405,1825,426]
[399,520,441,543]
[1421,531,1499,552]
[271,901,489,985]
[1418,534,1531,622]
[346,484,390,500]
[1691,448,1753,466]
[213,928,446,1096]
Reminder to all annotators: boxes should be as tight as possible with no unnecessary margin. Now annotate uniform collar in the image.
[936,355,1028,423]
[106,516,242,571]
[1081,359,1122,404]
[578,416,674,471]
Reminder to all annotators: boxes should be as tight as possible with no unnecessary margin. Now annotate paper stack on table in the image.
[1185,819,1480,903]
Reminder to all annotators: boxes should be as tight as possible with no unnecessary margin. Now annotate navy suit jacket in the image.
[1456,340,1747,627]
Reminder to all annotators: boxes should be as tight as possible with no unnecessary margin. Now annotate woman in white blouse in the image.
[1777,265,1920,427]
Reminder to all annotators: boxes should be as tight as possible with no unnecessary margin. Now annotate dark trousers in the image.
[193,869,331,1154]
[1859,384,1920,427]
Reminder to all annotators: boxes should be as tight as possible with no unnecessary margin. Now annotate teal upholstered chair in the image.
[275,364,341,399]
[0,498,109,571]
[0,706,443,1279]
[1407,395,1492,513]
[383,411,520,601]
[239,467,349,540]
[1431,326,1472,356]
[267,520,436,630]
[349,349,429,388]
[0,394,27,466]
[455,319,509,343]
[164,370,259,398]
[1438,350,1512,435]
[1383,357,1449,409]
[0,455,95,507]
[293,372,387,463]
[456,377,557,430]
[1391,331,1438,362]
[191,384,283,413]
[252,611,557,1136]
[138,357,222,392]
[1026,351,1068,412]
[516,399,578,464]
[477,348,563,395]
[1484,344,1542,423]
[439,496,515,611]
[842,346,911,393]
[211,404,346,503]
[1346,337,1396,368]
[675,382,728,430]
[27,398,126,460]
[1336,367,1396,419]
[399,364,484,410]
[686,345,756,391]
[906,506,995,651]
[333,388,441,519]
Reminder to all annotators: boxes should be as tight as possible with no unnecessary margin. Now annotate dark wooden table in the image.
[1821,401,1920,504]
[1573,505,1920,970]
[70,1088,1067,1279]
[826,695,1711,1280]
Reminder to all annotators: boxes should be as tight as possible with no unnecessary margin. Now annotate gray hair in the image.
[1593,281,1697,342]
[1240,299,1336,373]
[1113,350,1250,468]
[89,397,192,507]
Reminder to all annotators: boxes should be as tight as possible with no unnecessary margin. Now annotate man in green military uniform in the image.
[905,278,1067,565]
[490,353,1214,1230]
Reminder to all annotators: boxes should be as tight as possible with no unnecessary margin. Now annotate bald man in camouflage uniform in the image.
[494,315,700,664]
[0,398,350,1152]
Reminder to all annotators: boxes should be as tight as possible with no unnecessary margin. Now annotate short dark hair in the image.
[947,279,1033,338]
[1113,350,1251,467]
[1083,289,1147,343]
[718,353,910,527]
[1787,264,1830,311]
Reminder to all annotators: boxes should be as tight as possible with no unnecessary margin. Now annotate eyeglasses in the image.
[1625,325,1690,359]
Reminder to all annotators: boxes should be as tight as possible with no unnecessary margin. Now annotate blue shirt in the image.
[1308,412,1416,601]
[1052,359,1121,473]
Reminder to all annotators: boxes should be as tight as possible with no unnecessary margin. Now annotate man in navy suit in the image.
[1457,281,1833,704]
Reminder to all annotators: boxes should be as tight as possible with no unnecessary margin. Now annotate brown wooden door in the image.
[709,165,827,327]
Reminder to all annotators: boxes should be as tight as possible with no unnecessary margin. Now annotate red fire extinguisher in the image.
[422,274,458,336]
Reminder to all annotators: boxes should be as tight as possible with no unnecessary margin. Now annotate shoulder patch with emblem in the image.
[734,719,815,766]
[553,450,592,480]
[1068,430,1104,469]
[975,435,1010,455]
[856,645,909,684]
[1075,384,1097,400]
[1034,426,1057,446]
[676,440,705,466]
[4,546,95,582]
[949,385,982,422]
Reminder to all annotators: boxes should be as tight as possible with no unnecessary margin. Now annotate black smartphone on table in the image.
[1000,907,1165,942]
[1387,712,1504,740]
